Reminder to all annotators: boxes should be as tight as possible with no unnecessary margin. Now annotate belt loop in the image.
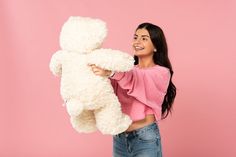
[133,130,137,137]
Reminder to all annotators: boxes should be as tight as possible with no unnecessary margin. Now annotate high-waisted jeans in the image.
[113,122,162,157]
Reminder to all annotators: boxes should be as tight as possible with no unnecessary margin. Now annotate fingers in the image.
[88,64,96,69]
[92,67,100,73]
[88,64,106,76]
[88,64,97,71]
[88,64,101,70]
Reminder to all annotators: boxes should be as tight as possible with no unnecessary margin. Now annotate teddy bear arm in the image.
[88,49,134,72]
[49,50,65,76]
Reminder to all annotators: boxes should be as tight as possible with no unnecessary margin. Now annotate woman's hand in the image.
[89,64,112,77]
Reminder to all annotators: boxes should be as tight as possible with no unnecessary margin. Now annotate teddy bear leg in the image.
[66,99,84,116]
[70,110,97,133]
[94,102,132,135]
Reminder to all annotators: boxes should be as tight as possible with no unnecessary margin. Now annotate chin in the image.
[134,53,146,57]
[134,51,143,56]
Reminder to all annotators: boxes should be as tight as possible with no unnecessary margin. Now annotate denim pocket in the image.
[136,128,160,142]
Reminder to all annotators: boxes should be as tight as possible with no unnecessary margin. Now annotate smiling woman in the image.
[90,22,176,157]
[132,28,157,62]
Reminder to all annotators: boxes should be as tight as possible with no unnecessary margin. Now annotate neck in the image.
[138,57,155,68]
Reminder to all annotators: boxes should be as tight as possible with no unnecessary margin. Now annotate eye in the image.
[133,36,138,40]
[142,37,148,41]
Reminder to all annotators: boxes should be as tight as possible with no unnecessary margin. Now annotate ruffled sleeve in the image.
[110,65,171,120]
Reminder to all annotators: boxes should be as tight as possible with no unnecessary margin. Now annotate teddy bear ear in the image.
[68,16,75,21]
[68,16,81,21]
[68,16,74,20]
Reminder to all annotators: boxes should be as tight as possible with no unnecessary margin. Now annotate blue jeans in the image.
[113,122,162,157]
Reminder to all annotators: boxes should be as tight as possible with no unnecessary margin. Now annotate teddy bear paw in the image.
[66,99,84,116]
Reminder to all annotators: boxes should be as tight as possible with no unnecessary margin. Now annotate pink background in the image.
[1,0,236,156]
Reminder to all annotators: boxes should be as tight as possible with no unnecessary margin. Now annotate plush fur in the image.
[49,16,133,135]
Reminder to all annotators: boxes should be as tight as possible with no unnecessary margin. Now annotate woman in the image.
[90,23,176,157]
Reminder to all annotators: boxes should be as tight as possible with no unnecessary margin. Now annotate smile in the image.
[134,46,144,51]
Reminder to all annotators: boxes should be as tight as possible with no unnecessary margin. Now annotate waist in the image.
[117,122,158,137]
[125,114,156,132]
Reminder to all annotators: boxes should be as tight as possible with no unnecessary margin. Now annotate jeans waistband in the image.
[118,122,158,137]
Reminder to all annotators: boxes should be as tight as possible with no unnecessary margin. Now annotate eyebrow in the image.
[134,34,150,38]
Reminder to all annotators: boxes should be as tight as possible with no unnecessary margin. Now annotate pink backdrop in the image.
[1,0,236,157]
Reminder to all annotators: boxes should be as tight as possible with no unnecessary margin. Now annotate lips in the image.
[134,46,144,51]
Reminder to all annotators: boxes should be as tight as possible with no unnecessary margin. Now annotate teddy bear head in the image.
[59,16,107,53]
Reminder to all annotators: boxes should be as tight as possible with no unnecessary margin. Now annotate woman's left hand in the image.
[89,64,112,77]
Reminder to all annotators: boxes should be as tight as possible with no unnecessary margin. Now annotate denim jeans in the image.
[113,122,162,157]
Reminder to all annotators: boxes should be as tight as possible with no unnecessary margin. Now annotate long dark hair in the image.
[134,23,176,119]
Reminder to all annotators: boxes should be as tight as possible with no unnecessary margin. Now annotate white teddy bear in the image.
[49,16,133,135]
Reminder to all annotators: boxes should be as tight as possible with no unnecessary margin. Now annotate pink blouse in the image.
[110,65,171,122]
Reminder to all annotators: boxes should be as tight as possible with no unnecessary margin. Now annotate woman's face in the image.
[132,28,156,58]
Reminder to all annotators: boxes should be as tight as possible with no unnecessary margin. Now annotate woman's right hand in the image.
[89,64,112,77]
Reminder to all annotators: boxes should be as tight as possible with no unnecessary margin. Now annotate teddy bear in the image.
[49,16,133,135]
